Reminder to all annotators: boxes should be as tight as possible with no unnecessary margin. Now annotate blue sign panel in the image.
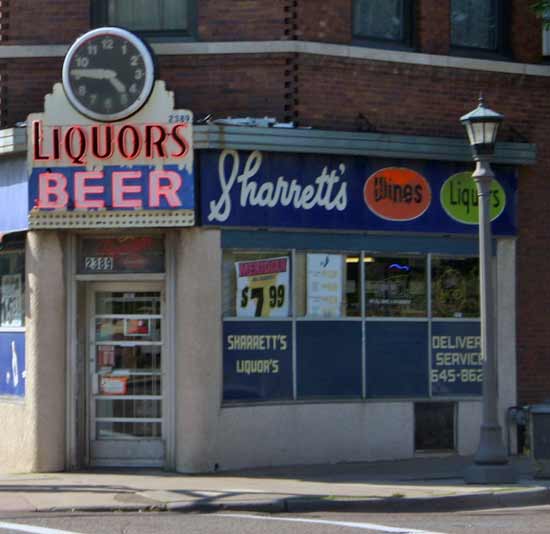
[223,321,292,401]
[431,321,482,396]
[29,165,194,212]
[297,321,362,398]
[200,150,516,235]
[0,157,28,232]
[0,331,25,397]
[365,321,429,398]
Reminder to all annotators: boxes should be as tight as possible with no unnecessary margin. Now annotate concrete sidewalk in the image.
[0,455,548,514]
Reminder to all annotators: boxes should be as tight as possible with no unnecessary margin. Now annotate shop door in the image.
[88,285,165,467]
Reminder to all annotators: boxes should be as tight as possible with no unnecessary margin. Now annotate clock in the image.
[62,27,155,122]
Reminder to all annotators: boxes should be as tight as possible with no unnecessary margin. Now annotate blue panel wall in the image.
[366,321,429,398]
[222,230,487,257]
[297,321,362,398]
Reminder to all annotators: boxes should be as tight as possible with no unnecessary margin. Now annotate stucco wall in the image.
[0,400,34,471]
[215,402,414,470]
[0,231,66,472]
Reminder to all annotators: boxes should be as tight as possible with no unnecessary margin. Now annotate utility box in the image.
[529,404,550,478]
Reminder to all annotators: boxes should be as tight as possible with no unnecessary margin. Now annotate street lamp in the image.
[461,97,517,484]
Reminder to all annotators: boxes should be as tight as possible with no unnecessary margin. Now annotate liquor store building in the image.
[0,108,534,472]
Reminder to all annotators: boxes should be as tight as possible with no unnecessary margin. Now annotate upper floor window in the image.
[451,0,505,52]
[93,0,195,39]
[353,0,414,48]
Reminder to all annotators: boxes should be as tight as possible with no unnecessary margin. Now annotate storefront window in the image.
[432,257,479,318]
[222,248,481,404]
[0,250,25,328]
[364,256,426,317]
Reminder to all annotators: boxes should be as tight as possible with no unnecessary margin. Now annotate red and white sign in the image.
[27,82,195,227]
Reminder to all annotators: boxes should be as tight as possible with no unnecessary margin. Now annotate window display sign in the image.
[0,332,25,397]
[235,256,289,317]
[1,274,22,327]
[223,321,292,401]
[125,319,150,336]
[306,254,343,317]
[99,375,128,395]
[431,321,482,396]
[201,150,516,235]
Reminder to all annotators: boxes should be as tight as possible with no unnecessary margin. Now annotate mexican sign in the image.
[235,256,290,318]
[201,150,516,235]
[27,81,194,228]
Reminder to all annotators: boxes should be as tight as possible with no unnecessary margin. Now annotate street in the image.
[0,507,549,534]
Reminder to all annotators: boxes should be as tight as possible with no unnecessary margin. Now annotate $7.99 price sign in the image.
[235,257,289,317]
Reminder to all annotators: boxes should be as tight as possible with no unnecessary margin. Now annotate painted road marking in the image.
[0,522,80,534]
[217,513,447,534]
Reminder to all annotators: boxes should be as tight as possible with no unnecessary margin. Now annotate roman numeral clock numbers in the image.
[62,27,155,122]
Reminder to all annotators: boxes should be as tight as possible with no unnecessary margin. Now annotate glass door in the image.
[89,286,165,466]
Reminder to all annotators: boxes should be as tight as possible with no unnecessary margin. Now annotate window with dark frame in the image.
[451,0,505,53]
[93,0,195,39]
[353,0,414,47]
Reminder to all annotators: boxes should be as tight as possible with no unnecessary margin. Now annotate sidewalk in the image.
[0,455,548,514]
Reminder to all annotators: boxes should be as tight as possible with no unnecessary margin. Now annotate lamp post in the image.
[460,97,517,484]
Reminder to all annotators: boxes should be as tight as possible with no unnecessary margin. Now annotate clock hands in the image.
[70,68,127,93]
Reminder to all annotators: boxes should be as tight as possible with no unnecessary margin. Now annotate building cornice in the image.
[1,124,536,165]
[0,40,548,78]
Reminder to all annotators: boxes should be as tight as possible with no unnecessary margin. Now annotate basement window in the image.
[415,402,456,452]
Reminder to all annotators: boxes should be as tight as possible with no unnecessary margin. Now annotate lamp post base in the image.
[464,463,518,484]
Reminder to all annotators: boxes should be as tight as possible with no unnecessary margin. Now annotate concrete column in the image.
[496,238,517,453]
[175,228,222,472]
[26,230,66,471]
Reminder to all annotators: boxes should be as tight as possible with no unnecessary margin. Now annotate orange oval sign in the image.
[363,167,432,221]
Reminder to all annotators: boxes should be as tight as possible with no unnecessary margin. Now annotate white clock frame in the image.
[62,27,155,122]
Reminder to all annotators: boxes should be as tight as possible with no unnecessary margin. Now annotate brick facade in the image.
[2,0,550,404]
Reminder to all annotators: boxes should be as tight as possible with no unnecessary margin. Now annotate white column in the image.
[174,228,222,472]
[26,230,66,471]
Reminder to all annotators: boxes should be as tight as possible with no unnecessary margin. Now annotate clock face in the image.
[62,27,155,122]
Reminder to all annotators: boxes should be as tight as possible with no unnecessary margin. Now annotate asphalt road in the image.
[0,507,549,534]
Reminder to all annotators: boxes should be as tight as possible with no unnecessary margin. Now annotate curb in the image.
[28,487,550,515]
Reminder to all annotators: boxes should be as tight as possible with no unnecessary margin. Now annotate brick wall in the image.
[5,0,88,44]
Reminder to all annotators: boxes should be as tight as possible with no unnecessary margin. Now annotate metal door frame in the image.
[86,281,167,467]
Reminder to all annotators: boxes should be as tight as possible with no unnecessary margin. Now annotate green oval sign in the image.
[440,172,506,225]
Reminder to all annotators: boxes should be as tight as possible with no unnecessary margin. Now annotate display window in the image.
[364,256,426,317]
[0,250,25,328]
[222,248,482,404]
[431,256,479,318]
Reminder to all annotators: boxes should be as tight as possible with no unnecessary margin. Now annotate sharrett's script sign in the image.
[27,81,194,228]
[201,150,517,235]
